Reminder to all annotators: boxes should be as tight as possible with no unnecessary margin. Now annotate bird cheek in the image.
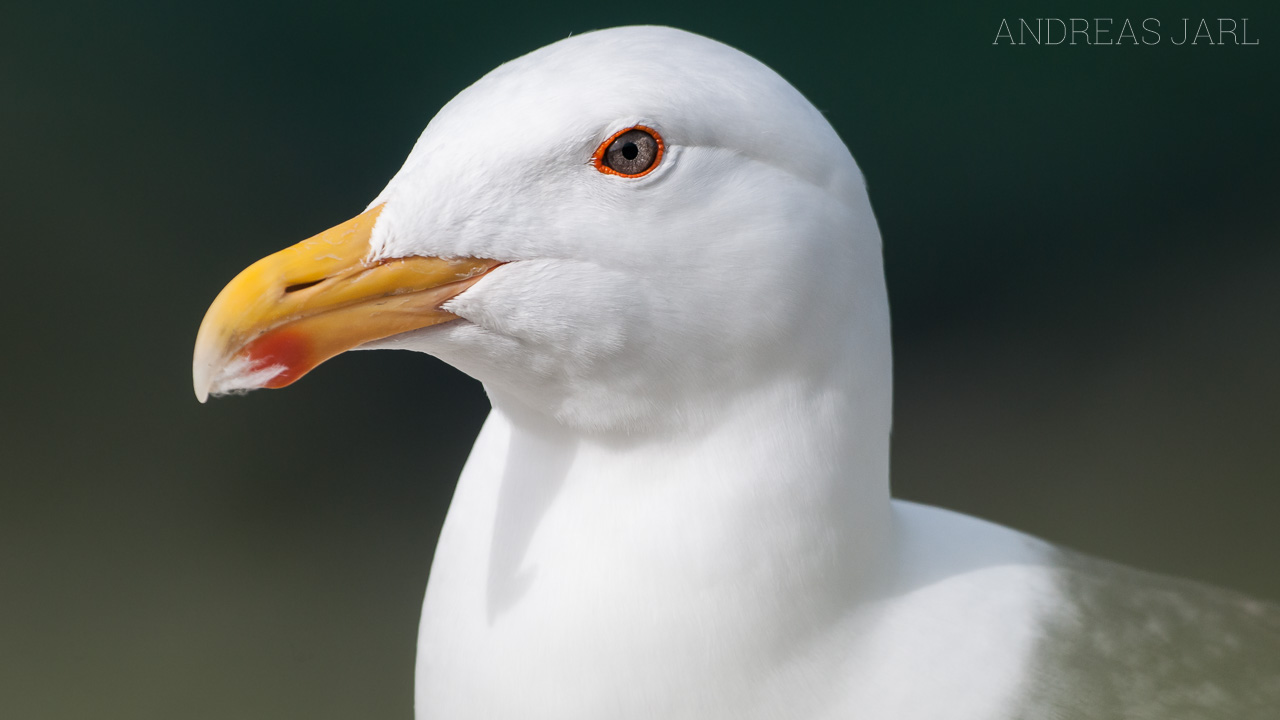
[448,259,637,364]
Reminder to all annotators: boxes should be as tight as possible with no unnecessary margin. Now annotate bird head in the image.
[193,26,888,434]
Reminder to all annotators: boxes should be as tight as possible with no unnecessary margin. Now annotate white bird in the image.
[193,25,1280,720]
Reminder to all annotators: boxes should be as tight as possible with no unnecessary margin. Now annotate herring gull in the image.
[192,25,1280,719]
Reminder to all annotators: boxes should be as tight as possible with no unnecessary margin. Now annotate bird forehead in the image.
[419,27,803,154]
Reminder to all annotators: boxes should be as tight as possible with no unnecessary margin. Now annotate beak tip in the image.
[192,354,212,404]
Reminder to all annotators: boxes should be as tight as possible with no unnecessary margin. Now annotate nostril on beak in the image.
[284,279,325,294]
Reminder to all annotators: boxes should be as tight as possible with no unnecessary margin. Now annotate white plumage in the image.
[198,25,1280,719]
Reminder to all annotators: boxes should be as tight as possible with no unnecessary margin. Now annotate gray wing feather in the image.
[1017,548,1280,719]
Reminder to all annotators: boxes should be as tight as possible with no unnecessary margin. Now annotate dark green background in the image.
[3,1,1277,717]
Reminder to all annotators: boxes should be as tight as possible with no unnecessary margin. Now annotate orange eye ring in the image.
[592,125,665,178]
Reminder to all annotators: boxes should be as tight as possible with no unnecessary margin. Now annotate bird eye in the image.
[593,126,663,178]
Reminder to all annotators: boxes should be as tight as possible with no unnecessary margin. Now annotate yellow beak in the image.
[192,205,500,402]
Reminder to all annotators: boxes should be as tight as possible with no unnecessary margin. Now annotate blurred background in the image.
[2,1,1277,717]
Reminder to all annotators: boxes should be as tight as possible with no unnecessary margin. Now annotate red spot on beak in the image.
[242,329,313,389]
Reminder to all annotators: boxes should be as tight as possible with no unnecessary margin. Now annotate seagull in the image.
[193,25,1280,720]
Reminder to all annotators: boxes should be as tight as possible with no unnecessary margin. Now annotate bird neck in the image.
[415,367,895,710]
[481,367,894,622]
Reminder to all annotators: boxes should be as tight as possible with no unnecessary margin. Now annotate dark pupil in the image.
[621,142,638,160]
